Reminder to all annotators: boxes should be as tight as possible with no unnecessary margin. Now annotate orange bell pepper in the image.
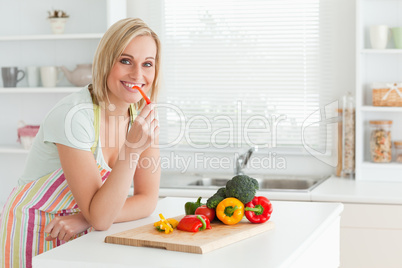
[216,198,244,225]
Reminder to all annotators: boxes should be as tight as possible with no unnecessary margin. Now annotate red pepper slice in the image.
[244,196,273,224]
[132,86,151,104]
[177,215,212,232]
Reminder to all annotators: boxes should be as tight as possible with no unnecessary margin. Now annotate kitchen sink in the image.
[186,175,329,192]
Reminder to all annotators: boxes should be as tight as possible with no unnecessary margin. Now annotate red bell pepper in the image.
[195,205,215,222]
[244,196,273,224]
[177,215,212,232]
[132,86,151,104]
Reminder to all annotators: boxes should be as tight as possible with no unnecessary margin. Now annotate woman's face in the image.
[107,35,157,107]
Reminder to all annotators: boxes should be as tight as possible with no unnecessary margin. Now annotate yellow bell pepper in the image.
[167,218,179,229]
[153,214,178,234]
[216,198,244,225]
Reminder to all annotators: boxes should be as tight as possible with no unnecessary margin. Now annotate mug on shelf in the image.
[391,27,402,49]
[26,66,40,87]
[40,66,63,87]
[370,25,390,49]
[1,67,25,87]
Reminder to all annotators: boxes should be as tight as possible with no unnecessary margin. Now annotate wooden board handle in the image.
[137,241,167,250]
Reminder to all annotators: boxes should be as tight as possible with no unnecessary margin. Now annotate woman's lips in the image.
[121,81,143,93]
[120,82,151,104]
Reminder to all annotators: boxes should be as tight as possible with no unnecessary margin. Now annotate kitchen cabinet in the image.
[310,176,402,267]
[0,0,126,207]
[340,203,402,268]
[355,0,402,181]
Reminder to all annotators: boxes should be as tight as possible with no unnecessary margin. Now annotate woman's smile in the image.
[121,81,145,93]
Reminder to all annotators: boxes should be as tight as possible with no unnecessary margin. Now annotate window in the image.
[148,0,337,153]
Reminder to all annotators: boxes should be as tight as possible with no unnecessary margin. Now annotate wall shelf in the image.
[0,33,103,41]
[0,0,127,214]
[361,49,402,54]
[362,162,402,170]
[0,144,29,154]
[361,106,402,112]
[355,0,402,182]
[0,87,82,94]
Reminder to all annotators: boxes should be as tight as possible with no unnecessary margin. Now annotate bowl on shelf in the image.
[17,122,40,150]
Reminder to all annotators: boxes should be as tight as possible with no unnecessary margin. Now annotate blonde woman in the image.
[0,18,161,268]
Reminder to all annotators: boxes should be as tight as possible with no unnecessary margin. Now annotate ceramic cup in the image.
[26,66,40,87]
[1,67,25,87]
[370,25,390,49]
[391,27,402,49]
[40,66,63,87]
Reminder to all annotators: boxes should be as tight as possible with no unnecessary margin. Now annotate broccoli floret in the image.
[206,187,226,209]
[250,177,259,190]
[225,175,259,204]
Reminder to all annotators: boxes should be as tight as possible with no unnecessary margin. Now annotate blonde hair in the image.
[90,18,161,110]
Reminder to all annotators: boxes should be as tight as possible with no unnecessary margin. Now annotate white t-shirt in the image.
[18,87,111,185]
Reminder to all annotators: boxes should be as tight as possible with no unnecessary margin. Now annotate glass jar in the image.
[336,109,343,177]
[341,93,355,178]
[394,141,402,163]
[369,120,392,163]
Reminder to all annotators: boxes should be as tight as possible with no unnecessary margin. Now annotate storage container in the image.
[369,120,392,163]
[394,141,402,163]
[372,82,402,107]
[341,93,355,178]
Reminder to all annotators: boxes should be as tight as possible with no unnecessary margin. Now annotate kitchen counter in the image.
[311,176,402,204]
[33,197,343,268]
[158,175,402,205]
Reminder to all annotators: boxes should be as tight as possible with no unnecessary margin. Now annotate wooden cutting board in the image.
[105,215,275,254]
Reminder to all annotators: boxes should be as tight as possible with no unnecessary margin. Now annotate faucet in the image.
[235,146,258,175]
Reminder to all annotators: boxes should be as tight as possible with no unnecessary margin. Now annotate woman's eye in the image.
[143,62,153,67]
[120,59,131,65]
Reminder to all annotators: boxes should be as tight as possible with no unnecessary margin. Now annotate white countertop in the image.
[159,176,402,205]
[311,176,402,204]
[33,197,343,268]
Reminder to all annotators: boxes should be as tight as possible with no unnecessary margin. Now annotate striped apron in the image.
[0,103,135,268]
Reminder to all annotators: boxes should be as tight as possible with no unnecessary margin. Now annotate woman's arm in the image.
[44,213,91,242]
[56,104,159,231]
[45,141,160,241]
[115,136,160,223]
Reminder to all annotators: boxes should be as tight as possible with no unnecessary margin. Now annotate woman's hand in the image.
[126,104,159,153]
[44,213,91,242]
